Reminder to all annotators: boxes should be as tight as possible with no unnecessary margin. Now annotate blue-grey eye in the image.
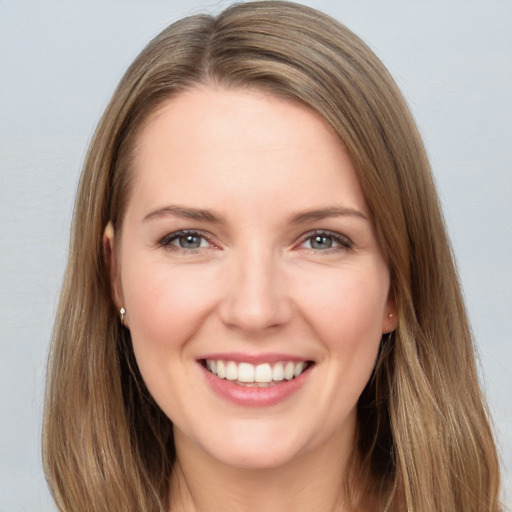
[174,233,205,249]
[159,230,214,252]
[310,234,334,250]
[300,231,352,251]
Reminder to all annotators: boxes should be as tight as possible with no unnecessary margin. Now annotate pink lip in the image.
[199,360,312,408]
[198,352,308,365]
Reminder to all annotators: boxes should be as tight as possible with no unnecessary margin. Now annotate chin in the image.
[195,422,316,471]
[212,443,302,471]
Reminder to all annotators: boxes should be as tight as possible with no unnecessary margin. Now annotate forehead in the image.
[127,86,367,219]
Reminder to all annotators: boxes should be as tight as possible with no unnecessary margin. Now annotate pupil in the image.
[312,235,332,249]
[180,234,200,248]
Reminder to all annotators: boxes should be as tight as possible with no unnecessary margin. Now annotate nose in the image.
[218,246,293,333]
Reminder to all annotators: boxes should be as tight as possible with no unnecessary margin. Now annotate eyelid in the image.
[157,228,353,254]
[296,229,354,251]
[158,229,218,252]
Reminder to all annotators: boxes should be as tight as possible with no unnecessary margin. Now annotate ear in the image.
[103,221,127,325]
[382,297,398,334]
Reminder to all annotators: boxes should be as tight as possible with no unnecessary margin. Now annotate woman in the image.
[42,1,502,511]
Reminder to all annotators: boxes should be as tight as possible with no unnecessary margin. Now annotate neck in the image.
[168,428,358,512]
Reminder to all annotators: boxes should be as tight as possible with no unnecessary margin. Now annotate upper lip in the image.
[197,352,312,365]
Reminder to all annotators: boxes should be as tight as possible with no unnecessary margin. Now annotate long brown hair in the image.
[43,2,502,511]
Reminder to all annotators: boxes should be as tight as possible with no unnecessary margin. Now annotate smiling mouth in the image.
[201,359,313,387]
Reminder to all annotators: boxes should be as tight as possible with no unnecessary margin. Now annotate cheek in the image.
[296,266,388,394]
[120,261,221,419]
[295,265,389,344]
[121,258,218,359]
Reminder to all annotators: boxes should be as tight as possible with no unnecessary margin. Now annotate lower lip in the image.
[201,364,311,407]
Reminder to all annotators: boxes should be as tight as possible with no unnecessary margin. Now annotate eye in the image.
[300,231,352,251]
[159,230,212,252]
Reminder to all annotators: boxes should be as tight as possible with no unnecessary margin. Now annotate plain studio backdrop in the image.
[0,0,510,510]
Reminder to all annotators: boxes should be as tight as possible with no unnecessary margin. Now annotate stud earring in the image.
[119,307,126,325]
[388,313,394,319]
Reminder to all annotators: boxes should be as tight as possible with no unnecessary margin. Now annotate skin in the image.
[105,87,397,511]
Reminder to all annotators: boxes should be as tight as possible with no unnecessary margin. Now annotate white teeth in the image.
[238,362,255,383]
[284,362,295,380]
[205,359,308,384]
[254,363,272,383]
[226,361,238,381]
[216,360,226,379]
[272,362,285,381]
[294,361,305,377]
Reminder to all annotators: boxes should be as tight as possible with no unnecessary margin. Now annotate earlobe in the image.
[382,309,398,334]
[103,221,125,321]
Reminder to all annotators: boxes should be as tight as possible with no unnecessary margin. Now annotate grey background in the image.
[1,0,510,510]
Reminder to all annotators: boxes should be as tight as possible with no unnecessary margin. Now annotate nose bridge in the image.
[220,241,291,332]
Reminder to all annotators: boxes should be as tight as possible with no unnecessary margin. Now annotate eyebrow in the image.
[288,206,368,224]
[143,205,225,223]
[143,204,368,225]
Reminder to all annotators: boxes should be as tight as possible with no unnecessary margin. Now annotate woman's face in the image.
[107,87,396,470]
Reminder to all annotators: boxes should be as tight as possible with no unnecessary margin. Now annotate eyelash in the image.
[158,229,353,254]
[158,230,214,254]
[298,230,353,252]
